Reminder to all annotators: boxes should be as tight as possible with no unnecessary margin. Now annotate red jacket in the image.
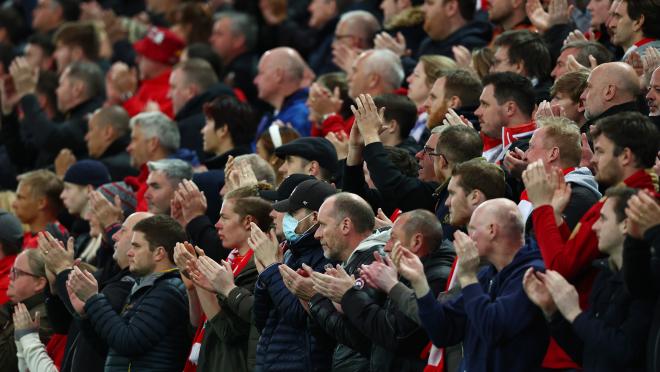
[123,69,174,118]
[0,255,16,305]
[533,169,659,369]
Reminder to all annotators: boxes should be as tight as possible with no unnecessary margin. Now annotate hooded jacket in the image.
[309,229,388,372]
[417,244,549,372]
[253,232,334,372]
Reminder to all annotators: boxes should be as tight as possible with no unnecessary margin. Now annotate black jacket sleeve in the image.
[342,162,386,213]
[548,313,584,365]
[341,288,429,355]
[363,142,437,212]
[623,225,660,298]
[308,293,372,354]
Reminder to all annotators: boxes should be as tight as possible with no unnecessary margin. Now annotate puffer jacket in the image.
[253,233,334,371]
[84,269,190,372]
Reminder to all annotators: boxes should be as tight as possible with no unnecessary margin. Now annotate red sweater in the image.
[0,255,17,305]
[123,69,174,118]
[124,164,150,212]
[533,169,659,369]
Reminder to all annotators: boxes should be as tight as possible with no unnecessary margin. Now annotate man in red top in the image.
[475,72,536,163]
[522,111,660,369]
[108,27,185,118]
[0,209,23,305]
[11,170,67,249]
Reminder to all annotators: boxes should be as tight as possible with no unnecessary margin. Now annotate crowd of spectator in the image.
[0,0,659,371]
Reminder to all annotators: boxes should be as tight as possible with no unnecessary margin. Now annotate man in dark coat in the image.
[253,178,336,371]
[67,215,191,372]
[86,106,139,181]
[169,58,234,159]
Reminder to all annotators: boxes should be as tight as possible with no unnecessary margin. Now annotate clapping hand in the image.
[374,32,408,57]
[247,222,281,272]
[522,268,557,317]
[310,264,355,303]
[89,190,124,229]
[66,266,99,302]
[38,232,74,275]
[195,256,236,297]
[360,251,398,293]
[175,179,208,225]
[392,241,428,296]
[443,108,473,128]
[333,43,361,74]
[9,57,38,98]
[453,230,480,287]
[12,303,40,336]
[625,190,660,239]
[544,270,581,322]
[351,94,385,145]
[522,160,555,208]
[280,263,316,301]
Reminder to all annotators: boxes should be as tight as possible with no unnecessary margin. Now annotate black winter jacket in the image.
[84,269,191,372]
[550,259,654,372]
[309,230,388,372]
[253,233,334,371]
[340,242,455,372]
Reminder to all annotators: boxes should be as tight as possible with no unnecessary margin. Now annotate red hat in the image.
[133,27,185,65]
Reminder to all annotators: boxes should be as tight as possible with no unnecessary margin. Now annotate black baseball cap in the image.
[259,174,315,202]
[274,137,338,173]
[272,179,336,213]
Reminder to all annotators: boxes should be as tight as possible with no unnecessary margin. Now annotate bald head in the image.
[338,10,381,49]
[263,47,307,82]
[472,198,524,242]
[581,62,641,119]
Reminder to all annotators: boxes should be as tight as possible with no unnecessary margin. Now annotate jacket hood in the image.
[345,228,389,264]
[565,167,602,199]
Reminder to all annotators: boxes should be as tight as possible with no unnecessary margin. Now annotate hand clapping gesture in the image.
[38,232,74,275]
[310,264,355,304]
[392,241,428,297]
[66,266,99,302]
[194,256,237,297]
[247,222,281,272]
[351,94,386,145]
[360,251,398,293]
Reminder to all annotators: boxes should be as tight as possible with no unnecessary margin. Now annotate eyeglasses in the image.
[334,34,355,42]
[10,267,40,281]
[423,146,442,157]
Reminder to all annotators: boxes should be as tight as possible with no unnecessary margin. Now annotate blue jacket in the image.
[253,232,334,372]
[84,269,191,372]
[256,88,312,138]
[417,244,549,372]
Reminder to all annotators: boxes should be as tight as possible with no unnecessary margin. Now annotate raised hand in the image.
[66,266,99,302]
[452,45,472,69]
[544,270,581,322]
[625,190,660,239]
[522,268,557,316]
[196,256,236,296]
[9,57,39,98]
[247,222,281,270]
[38,232,74,275]
[89,190,124,228]
[332,43,361,74]
[12,303,40,335]
[374,32,408,57]
[177,179,208,225]
[453,230,480,287]
[308,83,343,120]
[280,264,316,301]
[351,94,385,145]
[54,149,76,177]
[443,108,473,128]
[522,160,554,208]
[563,29,591,46]
[550,168,572,225]
[326,131,349,160]
[374,208,393,229]
[566,54,597,73]
[503,147,528,180]
[392,241,428,296]
[311,264,354,303]
[360,251,398,293]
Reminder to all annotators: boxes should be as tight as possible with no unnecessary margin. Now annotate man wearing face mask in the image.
[253,178,338,371]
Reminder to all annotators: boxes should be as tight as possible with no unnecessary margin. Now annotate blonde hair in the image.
[419,55,457,88]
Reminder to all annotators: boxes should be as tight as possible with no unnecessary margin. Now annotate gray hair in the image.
[174,58,218,92]
[93,105,130,137]
[339,10,381,48]
[233,154,276,186]
[362,49,404,91]
[65,61,104,99]
[147,159,193,186]
[215,11,257,51]
[129,112,180,153]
